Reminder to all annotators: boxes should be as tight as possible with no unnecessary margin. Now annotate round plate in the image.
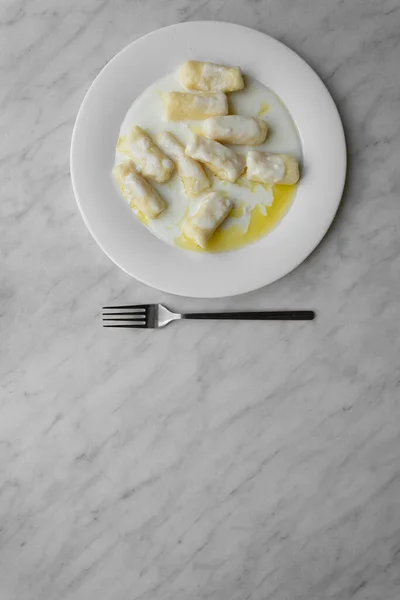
[71,21,346,298]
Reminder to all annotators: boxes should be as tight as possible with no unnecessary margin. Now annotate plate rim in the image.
[71,20,346,298]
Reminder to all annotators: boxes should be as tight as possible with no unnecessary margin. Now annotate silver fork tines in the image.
[102,304,315,329]
[102,304,161,328]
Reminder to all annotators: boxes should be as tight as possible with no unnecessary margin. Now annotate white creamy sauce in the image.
[115,72,302,249]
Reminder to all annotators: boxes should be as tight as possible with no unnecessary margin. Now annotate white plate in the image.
[71,21,346,298]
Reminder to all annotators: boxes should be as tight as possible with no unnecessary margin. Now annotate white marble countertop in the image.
[1,1,400,598]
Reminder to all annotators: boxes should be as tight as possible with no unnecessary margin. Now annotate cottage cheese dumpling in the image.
[113,161,166,218]
[185,135,244,182]
[202,115,268,145]
[246,151,300,185]
[156,132,210,197]
[180,61,244,92]
[128,126,174,183]
[164,92,228,121]
[182,192,233,248]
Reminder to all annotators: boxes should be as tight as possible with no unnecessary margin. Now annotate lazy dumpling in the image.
[164,91,228,121]
[127,126,174,183]
[245,151,300,185]
[113,161,166,219]
[156,132,210,197]
[201,115,268,145]
[182,192,233,248]
[180,61,244,93]
[185,135,245,183]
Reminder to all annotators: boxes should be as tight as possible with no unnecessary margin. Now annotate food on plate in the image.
[201,115,268,145]
[113,161,166,219]
[245,151,300,185]
[156,132,210,197]
[185,135,245,182]
[182,192,233,248]
[164,91,228,121]
[114,67,302,253]
[180,60,244,93]
[128,126,174,183]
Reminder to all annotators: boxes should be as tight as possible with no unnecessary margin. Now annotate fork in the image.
[102,304,315,329]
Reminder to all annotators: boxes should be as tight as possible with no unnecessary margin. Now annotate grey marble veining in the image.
[1,1,400,599]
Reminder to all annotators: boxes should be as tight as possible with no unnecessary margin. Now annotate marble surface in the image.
[1,0,400,598]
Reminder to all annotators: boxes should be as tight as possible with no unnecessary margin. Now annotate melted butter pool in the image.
[175,184,297,252]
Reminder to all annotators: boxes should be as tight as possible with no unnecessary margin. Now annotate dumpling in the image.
[128,126,174,183]
[113,161,166,219]
[201,115,268,145]
[180,61,244,93]
[245,151,300,185]
[185,135,245,182]
[164,91,228,121]
[156,132,210,197]
[182,192,233,248]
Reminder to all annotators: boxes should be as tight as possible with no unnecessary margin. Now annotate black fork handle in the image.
[182,311,315,321]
